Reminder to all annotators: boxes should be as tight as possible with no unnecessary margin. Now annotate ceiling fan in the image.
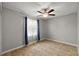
[37,8,55,17]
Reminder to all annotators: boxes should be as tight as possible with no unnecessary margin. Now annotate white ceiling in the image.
[2,2,79,19]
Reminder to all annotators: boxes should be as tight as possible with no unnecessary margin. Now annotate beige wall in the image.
[0,3,2,52]
[0,12,2,52]
[2,8,24,52]
[78,6,79,55]
[41,13,77,45]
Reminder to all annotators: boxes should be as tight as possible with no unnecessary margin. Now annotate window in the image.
[27,18,37,37]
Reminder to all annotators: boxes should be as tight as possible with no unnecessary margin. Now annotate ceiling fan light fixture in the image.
[37,8,55,17]
[43,13,48,17]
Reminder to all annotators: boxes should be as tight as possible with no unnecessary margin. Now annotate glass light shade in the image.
[43,13,48,17]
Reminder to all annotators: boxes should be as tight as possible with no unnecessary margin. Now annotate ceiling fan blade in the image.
[48,9,54,13]
[49,14,55,16]
[37,11,43,14]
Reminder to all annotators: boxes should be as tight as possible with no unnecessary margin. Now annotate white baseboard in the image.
[0,45,25,55]
[28,39,47,46]
[28,41,37,46]
[0,38,78,55]
[47,39,78,47]
[0,40,42,56]
[0,40,43,56]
